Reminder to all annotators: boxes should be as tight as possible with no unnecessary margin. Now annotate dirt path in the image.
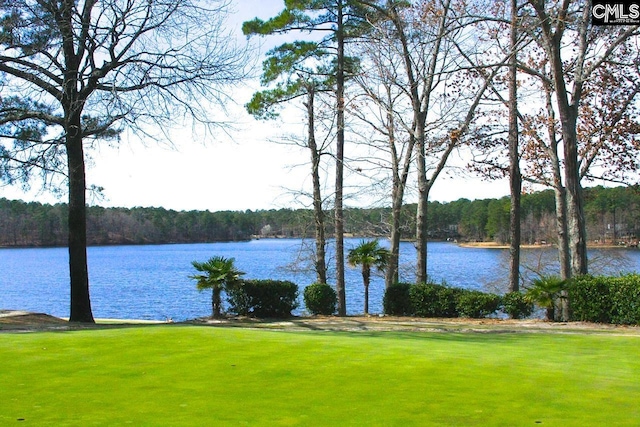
[2,310,640,335]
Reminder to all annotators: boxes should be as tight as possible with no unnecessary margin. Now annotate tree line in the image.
[2,185,638,248]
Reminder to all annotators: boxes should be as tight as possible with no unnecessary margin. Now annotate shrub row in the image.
[383,282,532,319]
[225,281,339,318]
[221,274,640,324]
[569,274,640,325]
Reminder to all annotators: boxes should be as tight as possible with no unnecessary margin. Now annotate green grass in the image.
[1,326,639,426]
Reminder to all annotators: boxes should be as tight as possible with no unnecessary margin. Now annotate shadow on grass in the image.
[179,316,544,345]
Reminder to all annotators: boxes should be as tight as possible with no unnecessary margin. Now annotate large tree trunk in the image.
[507,0,521,293]
[541,80,572,282]
[549,107,571,322]
[335,0,346,316]
[384,83,413,289]
[415,127,428,284]
[385,185,402,288]
[554,186,571,280]
[306,88,327,284]
[565,153,588,276]
[61,0,93,324]
[545,85,571,321]
[66,111,94,323]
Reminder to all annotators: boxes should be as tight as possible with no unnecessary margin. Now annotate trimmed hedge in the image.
[227,279,298,318]
[502,291,534,319]
[569,274,640,325]
[456,289,502,319]
[383,283,413,316]
[610,276,640,325]
[409,282,459,318]
[303,283,337,315]
[381,274,640,324]
[384,282,503,319]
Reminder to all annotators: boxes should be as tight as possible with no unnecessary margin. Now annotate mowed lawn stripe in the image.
[1,326,639,426]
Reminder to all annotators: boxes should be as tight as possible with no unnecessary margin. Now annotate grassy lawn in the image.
[1,325,639,426]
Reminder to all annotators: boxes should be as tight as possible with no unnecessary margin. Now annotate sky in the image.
[0,0,511,213]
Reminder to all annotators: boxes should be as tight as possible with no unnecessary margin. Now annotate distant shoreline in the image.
[2,238,637,251]
[458,242,639,250]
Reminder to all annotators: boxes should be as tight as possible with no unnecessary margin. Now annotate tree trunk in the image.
[335,0,346,316]
[212,288,222,318]
[66,111,94,323]
[545,306,554,322]
[385,186,402,288]
[415,127,428,284]
[362,266,370,315]
[554,186,571,280]
[383,79,415,289]
[507,0,521,293]
[60,0,93,323]
[306,88,327,284]
[565,163,588,276]
[540,80,572,283]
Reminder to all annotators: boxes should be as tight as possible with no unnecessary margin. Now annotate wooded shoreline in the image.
[1,185,638,249]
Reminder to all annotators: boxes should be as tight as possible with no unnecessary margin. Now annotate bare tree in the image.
[386,1,501,284]
[470,1,639,293]
[350,23,416,288]
[0,0,249,322]
[527,0,640,276]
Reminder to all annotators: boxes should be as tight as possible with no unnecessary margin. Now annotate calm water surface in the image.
[1,239,638,320]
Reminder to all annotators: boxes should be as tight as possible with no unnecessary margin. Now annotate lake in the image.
[1,238,639,320]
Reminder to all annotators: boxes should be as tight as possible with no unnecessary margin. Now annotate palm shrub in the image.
[347,240,390,315]
[502,291,534,319]
[190,256,244,318]
[456,289,502,318]
[304,283,337,315]
[383,283,413,316]
[524,275,567,321]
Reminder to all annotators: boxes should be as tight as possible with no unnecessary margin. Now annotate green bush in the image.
[226,283,252,316]
[227,280,298,318]
[383,283,413,316]
[569,275,612,323]
[456,289,502,319]
[569,274,640,325]
[303,283,337,315]
[502,291,534,319]
[610,275,640,325]
[409,282,459,318]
